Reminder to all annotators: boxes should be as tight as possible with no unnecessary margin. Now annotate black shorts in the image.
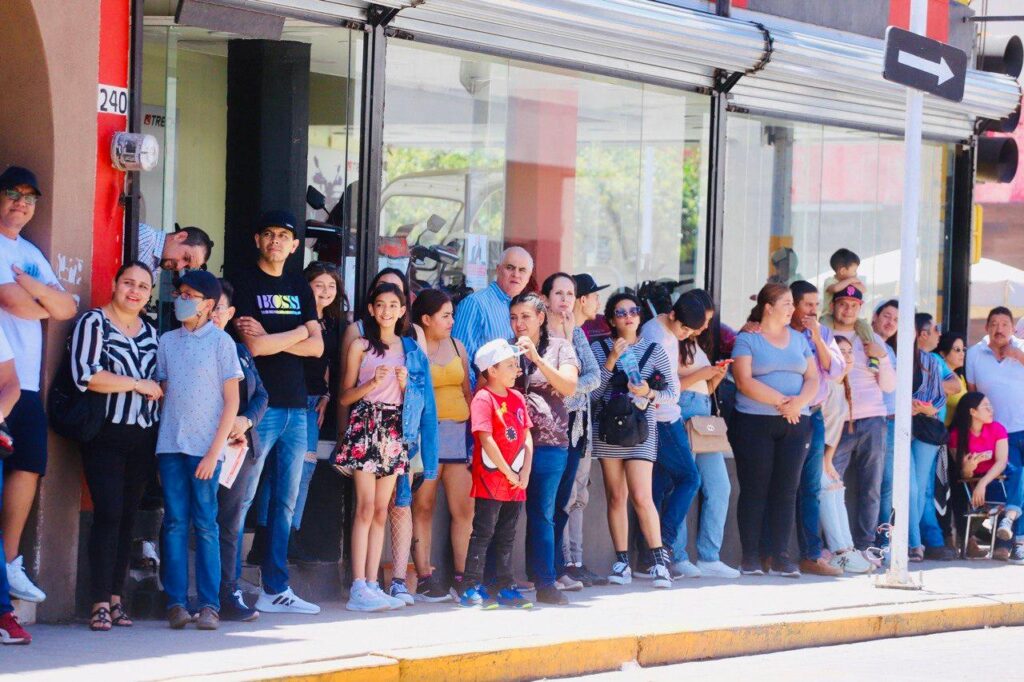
[3,390,49,476]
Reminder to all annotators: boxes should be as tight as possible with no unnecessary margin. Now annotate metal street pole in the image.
[877,0,926,590]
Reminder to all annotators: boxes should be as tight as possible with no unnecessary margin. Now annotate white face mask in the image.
[173,296,201,322]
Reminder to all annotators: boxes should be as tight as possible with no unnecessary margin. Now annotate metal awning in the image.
[191,0,1021,139]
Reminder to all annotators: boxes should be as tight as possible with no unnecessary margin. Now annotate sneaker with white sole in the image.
[255,587,321,614]
[608,561,632,585]
[372,584,406,610]
[346,584,391,612]
[670,560,702,579]
[696,560,740,579]
[830,550,873,574]
[1010,543,1024,565]
[651,563,673,589]
[997,516,1015,542]
[6,556,45,603]
[389,579,415,605]
[0,612,30,645]
[555,574,584,591]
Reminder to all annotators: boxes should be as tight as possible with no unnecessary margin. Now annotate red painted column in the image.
[503,87,579,281]
[888,0,950,42]
[92,0,130,306]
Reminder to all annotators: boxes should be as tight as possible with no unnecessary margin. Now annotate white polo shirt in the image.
[966,337,1024,433]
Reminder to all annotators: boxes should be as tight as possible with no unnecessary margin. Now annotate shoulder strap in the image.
[600,338,611,357]
[637,341,657,372]
[451,337,460,357]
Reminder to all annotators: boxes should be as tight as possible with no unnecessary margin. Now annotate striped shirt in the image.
[452,281,513,387]
[71,308,160,427]
[590,336,678,462]
[137,223,166,283]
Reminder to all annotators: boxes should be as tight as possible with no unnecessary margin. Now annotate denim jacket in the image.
[236,342,269,460]
[395,336,439,505]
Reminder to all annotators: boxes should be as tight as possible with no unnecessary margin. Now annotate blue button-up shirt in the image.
[452,281,513,387]
[156,322,243,458]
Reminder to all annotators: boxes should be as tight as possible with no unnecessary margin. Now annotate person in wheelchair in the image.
[948,392,1019,560]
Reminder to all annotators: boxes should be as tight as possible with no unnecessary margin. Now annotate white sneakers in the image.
[608,561,632,585]
[828,549,874,574]
[670,560,702,579]
[6,556,45,603]
[651,564,673,589]
[346,583,391,613]
[555,574,584,591]
[254,587,320,614]
[696,560,741,579]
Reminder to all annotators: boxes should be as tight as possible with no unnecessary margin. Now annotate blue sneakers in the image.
[497,587,533,609]
[459,586,497,609]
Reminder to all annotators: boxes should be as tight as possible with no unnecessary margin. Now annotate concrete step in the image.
[12,599,35,625]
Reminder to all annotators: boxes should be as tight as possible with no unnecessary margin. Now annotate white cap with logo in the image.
[474,338,525,373]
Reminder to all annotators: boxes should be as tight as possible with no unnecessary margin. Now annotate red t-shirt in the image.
[470,387,532,502]
[949,421,1008,476]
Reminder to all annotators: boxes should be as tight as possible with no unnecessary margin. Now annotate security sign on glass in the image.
[883,27,967,103]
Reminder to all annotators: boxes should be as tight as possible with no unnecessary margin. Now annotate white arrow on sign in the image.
[897,50,955,85]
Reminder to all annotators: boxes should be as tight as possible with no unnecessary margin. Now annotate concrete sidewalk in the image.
[7,561,1024,681]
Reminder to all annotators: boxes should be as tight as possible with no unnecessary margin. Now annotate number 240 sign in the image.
[97,84,129,116]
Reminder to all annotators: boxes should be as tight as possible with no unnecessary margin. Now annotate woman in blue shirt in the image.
[729,283,819,578]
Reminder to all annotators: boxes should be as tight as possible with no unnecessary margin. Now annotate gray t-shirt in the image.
[732,328,813,417]
[156,322,243,458]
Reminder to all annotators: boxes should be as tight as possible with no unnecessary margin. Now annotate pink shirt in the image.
[843,333,895,421]
[949,421,1008,477]
[357,339,405,405]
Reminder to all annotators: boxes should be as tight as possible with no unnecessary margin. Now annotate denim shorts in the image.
[438,420,470,464]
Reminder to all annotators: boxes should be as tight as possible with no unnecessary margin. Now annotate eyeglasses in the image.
[171,291,206,301]
[212,304,229,313]
[613,306,642,319]
[1,189,38,206]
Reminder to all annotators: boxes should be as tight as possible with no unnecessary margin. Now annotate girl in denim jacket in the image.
[336,283,438,613]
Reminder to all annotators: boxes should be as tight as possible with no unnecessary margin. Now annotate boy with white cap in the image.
[460,339,534,609]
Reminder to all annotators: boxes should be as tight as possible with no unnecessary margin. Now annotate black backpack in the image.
[48,315,111,443]
[597,341,656,448]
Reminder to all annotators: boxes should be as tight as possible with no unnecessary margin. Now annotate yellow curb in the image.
[395,635,639,682]
[249,601,1024,682]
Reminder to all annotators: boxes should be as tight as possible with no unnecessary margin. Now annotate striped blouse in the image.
[590,336,678,462]
[71,308,160,428]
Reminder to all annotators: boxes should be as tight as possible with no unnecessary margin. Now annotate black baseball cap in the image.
[574,273,608,297]
[833,284,864,302]
[256,209,298,235]
[0,166,41,196]
[174,269,222,301]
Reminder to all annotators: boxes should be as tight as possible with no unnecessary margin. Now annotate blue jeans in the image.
[553,419,583,574]
[236,407,307,595]
[797,409,825,560]
[158,453,222,611]
[909,439,944,549]
[0,464,10,615]
[525,445,568,588]
[1007,431,1024,540]
[876,417,895,545]
[255,397,321,531]
[652,419,700,554]
[674,392,730,563]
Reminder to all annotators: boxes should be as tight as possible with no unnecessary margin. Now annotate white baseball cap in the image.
[474,338,525,373]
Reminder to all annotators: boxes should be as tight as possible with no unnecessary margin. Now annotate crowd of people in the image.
[0,162,1022,642]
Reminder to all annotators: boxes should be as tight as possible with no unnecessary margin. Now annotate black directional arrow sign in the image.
[883,26,968,103]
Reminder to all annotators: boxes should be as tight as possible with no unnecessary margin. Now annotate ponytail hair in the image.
[749,283,790,324]
[672,293,709,366]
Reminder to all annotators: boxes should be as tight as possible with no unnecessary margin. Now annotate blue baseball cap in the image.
[174,269,222,301]
[0,166,41,196]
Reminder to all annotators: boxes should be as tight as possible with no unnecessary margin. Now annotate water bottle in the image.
[620,346,642,386]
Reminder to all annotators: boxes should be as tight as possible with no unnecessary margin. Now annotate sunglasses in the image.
[2,189,38,206]
[613,306,642,319]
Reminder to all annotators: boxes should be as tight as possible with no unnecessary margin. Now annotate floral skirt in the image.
[334,400,407,478]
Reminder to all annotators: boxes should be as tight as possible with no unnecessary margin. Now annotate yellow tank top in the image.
[431,351,470,422]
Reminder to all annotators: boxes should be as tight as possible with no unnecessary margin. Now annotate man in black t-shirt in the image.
[231,210,323,615]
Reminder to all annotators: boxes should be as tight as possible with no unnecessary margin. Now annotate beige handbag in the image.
[685,394,732,455]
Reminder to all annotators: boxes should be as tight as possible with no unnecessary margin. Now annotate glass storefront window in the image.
[379,41,710,301]
[720,114,952,329]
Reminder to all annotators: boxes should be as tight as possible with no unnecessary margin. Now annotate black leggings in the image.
[80,422,157,604]
[729,412,810,564]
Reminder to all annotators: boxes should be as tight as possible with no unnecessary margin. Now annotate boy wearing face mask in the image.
[156,271,243,631]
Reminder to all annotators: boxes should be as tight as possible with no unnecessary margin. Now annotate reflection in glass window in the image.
[721,114,952,329]
[380,41,710,302]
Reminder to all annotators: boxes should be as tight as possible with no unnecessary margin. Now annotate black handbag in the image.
[912,414,948,446]
[48,315,110,443]
[597,341,656,448]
